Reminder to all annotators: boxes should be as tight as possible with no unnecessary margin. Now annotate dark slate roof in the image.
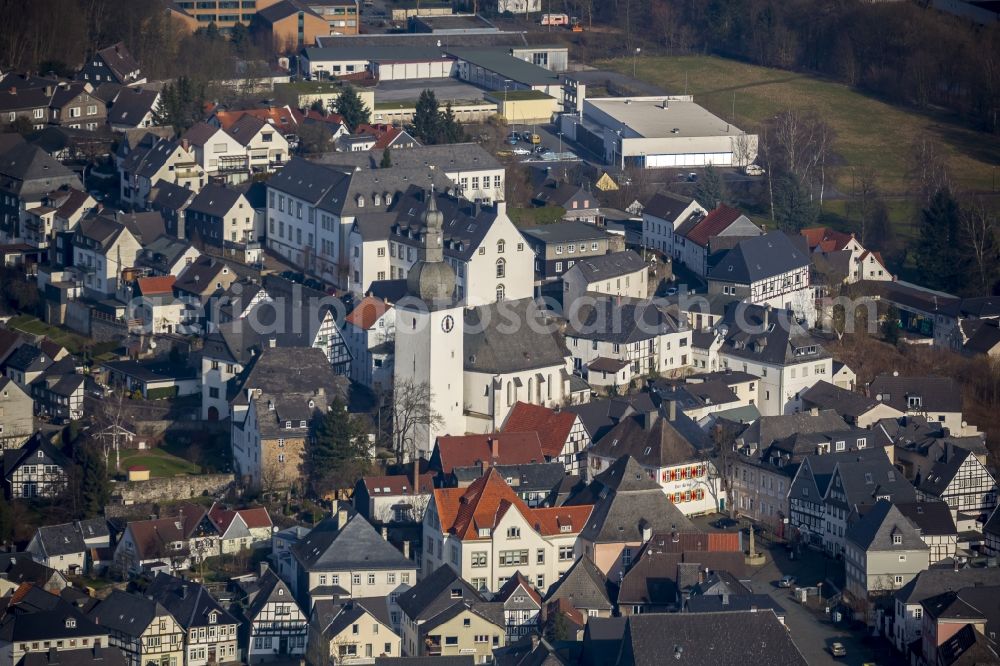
[33,522,86,557]
[830,451,918,510]
[245,568,301,621]
[396,565,503,628]
[464,298,569,374]
[0,594,104,644]
[374,657,474,666]
[146,572,238,630]
[542,556,612,611]
[737,409,850,451]
[520,221,608,245]
[566,298,683,344]
[716,302,830,366]
[387,186,500,262]
[893,501,957,537]
[685,594,786,616]
[868,374,964,414]
[452,461,565,493]
[0,553,63,588]
[566,456,695,542]
[187,183,244,219]
[0,142,78,186]
[800,380,883,419]
[87,589,167,638]
[5,343,54,373]
[107,87,159,127]
[619,611,808,666]
[291,512,411,571]
[563,394,656,442]
[93,43,142,84]
[20,644,127,665]
[896,568,1000,605]
[567,250,646,284]
[642,191,699,222]
[845,499,927,552]
[493,634,569,666]
[707,231,808,284]
[3,435,70,479]
[918,448,974,498]
[589,411,710,469]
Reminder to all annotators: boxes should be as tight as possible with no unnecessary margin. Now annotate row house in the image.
[0,80,106,131]
[0,142,82,244]
[640,190,706,258]
[520,221,618,283]
[146,573,241,666]
[180,122,252,184]
[501,401,590,476]
[241,569,308,663]
[493,572,543,641]
[119,136,203,209]
[184,183,262,263]
[2,434,70,499]
[843,500,930,602]
[26,517,110,575]
[89,589,185,666]
[423,468,593,594]
[351,188,533,306]
[707,231,814,326]
[344,295,395,392]
[673,204,763,278]
[561,250,649,314]
[112,504,216,577]
[306,597,401,665]
[586,404,722,515]
[564,298,691,392]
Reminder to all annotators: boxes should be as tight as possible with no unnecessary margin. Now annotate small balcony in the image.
[424,636,442,657]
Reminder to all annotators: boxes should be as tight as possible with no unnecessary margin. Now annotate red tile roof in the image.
[502,402,577,459]
[209,504,273,532]
[433,468,592,541]
[302,109,347,126]
[683,204,745,247]
[363,472,435,496]
[126,504,206,558]
[346,296,392,330]
[136,275,176,295]
[355,123,405,150]
[434,433,545,474]
[801,226,856,253]
[213,106,303,133]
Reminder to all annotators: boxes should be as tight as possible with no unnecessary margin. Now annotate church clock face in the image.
[441,315,454,332]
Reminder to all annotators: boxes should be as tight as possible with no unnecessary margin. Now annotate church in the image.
[393,191,578,460]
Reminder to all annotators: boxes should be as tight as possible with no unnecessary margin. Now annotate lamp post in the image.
[633,47,641,78]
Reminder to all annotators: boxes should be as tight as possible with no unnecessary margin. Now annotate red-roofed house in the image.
[113,504,216,576]
[424,468,593,593]
[209,105,303,136]
[207,503,273,554]
[135,275,175,296]
[429,433,546,482]
[339,124,419,152]
[801,226,891,283]
[353,471,436,524]
[131,274,185,335]
[345,295,395,391]
[501,401,590,475]
[673,204,763,277]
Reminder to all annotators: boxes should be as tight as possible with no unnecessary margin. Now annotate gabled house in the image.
[206,504,274,555]
[344,295,395,391]
[424,468,592,594]
[673,204,763,278]
[77,43,145,86]
[48,82,107,130]
[306,597,401,666]
[801,226,891,284]
[0,553,67,596]
[531,180,600,224]
[241,568,308,663]
[68,215,142,297]
[3,343,55,388]
[844,500,930,601]
[26,522,90,575]
[224,114,288,174]
[352,471,435,525]
[112,504,213,577]
[707,231,813,325]
[133,234,200,277]
[919,585,1000,666]
[106,87,160,131]
[0,142,81,244]
[563,455,696,579]
[0,375,34,449]
[29,361,86,422]
[119,136,202,208]
[640,191,706,258]
[494,572,542,640]
[561,250,648,313]
[2,434,70,499]
[540,555,613,623]
[894,500,958,563]
[501,401,590,476]
[184,184,260,260]
[868,374,976,436]
[180,122,249,183]
[915,446,997,519]
[520,221,617,283]
[145,572,241,666]
[429,433,547,486]
[290,507,417,616]
[89,589,184,666]
[395,564,506,660]
[799,380,903,428]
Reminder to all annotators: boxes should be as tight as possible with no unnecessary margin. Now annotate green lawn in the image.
[6,314,96,355]
[597,55,1000,196]
[118,448,200,478]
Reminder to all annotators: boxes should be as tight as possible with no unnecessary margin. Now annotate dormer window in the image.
[208,612,217,624]
[357,195,365,207]
[37,451,44,458]
[907,396,922,408]
[374,194,381,206]
[65,619,76,628]
[893,534,902,545]
[450,588,462,599]
[285,420,291,428]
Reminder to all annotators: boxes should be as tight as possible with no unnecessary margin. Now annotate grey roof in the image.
[642,191,699,222]
[563,394,657,442]
[799,380,884,420]
[33,522,87,557]
[234,345,347,410]
[896,567,1000,605]
[619,611,808,666]
[589,411,710,469]
[0,594,104,644]
[113,210,166,244]
[187,183,244,219]
[389,186,501,262]
[918,447,975,498]
[291,512,411,571]
[566,298,683,344]
[894,501,957,537]
[4,435,70,479]
[88,589,170,638]
[790,446,888,502]
[452,461,565,493]
[396,564,503,628]
[225,113,268,147]
[567,250,646,284]
[5,343,54,373]
[107,87,158,127]
[20,645,127,666]
[375,657,474,666]
[737,409,850,451]
[707,231,809,284]
[845,499,928,552]
[493,635,569,666]
[521,221,609,245]
[305,45,444,61]
[542,555,612,611]
[146,572,238,630]
[567,455,695,542]
[92,43,142,84]
[0,142,79,193]
[829,451,918,510]
[317,142,502,173]
[136,234,196,272]
[868,374,963,414]
[463,298,569,374]
[444,48,561,86]
[685,593,785,616]
[180,121,220,146]
[245,568,302,620]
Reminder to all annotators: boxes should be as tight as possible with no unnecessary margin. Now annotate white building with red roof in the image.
[207,503,274,554]
[423,467,593,594]
[501,401,590,475]
[344,295,395,391]
[673,203,763,277]
[801,226,891,284]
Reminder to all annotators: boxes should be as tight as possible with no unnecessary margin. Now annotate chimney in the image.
[337,504,348,528]
[181,138,190,152]
[489,436,499,462]
[403,540,410,559]
[259,561,269,577]
[381,526,388,541]
[810,407,819,417]
[667,400,677,422]
[180,584,188,599]
[643,409,659,430]
[9,87,14,95]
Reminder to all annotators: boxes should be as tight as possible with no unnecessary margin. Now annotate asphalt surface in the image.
[374,78,489,103]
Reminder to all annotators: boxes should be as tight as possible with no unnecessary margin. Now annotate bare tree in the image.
[730,132,756,170]
[379,379,443,465]
[92,388,133,475]
[769,108,834,204]
[851,166,879,244]
[908,137,952,205]
[959,196,1000,292]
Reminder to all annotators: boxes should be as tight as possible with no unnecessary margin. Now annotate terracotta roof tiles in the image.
[346,296,392,330]
[502,401,577,459]
[683,204,745,247]
[434,432,545,474]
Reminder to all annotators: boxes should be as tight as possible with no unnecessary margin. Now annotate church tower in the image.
[393,190,466,461]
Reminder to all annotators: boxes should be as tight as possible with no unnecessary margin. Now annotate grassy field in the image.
[6,314,95,355]
[118,448,200,478]
[597,55,1000,197]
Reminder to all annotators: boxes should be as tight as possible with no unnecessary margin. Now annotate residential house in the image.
[353,472,435,525]
[88,589,185,666]
[649,377,750,426]
[673,204,763,278]
[26,521,94,575]
[501,401,590,476]
[920,585,1000,666]
[76,43,145,86]
[207,504,274,555]
[0,553,68,597]
[0,86,55,132]
[868,374,977,436]
[289,507,417,614]
[146,573,241,666]
[229,346,348,492]
[395,564,506,660]
[0,376,33,449]
[799,380,904,428]
[112,504,214,577]
[986,505,1000,556]
[563,455,696,579]
[493,572,542,641]
[895,500,958,563]
[450,462,567,509]
[241,568,308,663]
[127,275,185,335]
[0,142,81,244]
[564,298,691,391]
[0,585,112,666]
[179,122,250,183]
[707,231,813,325]
[344,295,395,391]
[106,87,161,131]
[586,404,721,515]
[423,468,593,594]
[844,500,930,602]
[616,612,808,666]
[915,446,997,519]
[4,344,56,389]
[429,433,547,487]
[184,184,261,261]
[561,250,648,314]
[209,106,303,137]
[520,222,617,283]
[531,180,600,224]
[306,597,400,665]
[2,434,70,499]
[540,556,614,622]
[48,82,107,130]
[492,634,568,666]
[801,226,891,284]
[68,216,142,297]
[21,187,95,252]
[133,234,200,277]
[224,114,289,175]
[29,362,85,422]
[640,191,705,258]
[119,136,202,209]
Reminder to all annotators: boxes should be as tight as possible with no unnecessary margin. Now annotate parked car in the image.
[687,172,698,181]
[744,164,765,176]
[507,134,519,145]
[830,643,847,658]
[521,131,533,142]
[529,133,542,145]
[512,147,530,156]
[711,516,737,529]
[778,575,796,588]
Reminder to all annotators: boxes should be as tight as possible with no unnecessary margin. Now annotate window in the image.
[507,527,520,539]
[893,534,902,545]
[352,573,361,585]
[472,552,488,567]
[499,550,528,566]
[555,261,563,272]
[387,573,395,584]
[496,258,506,278]
[622,547,633,566]
[536,548,545,564]
[368,573,376,585]
[559,545,573,560]
[496,283,505,302]
[497,240,505,253]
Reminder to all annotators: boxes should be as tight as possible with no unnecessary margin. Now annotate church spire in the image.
[406,188,455,304]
